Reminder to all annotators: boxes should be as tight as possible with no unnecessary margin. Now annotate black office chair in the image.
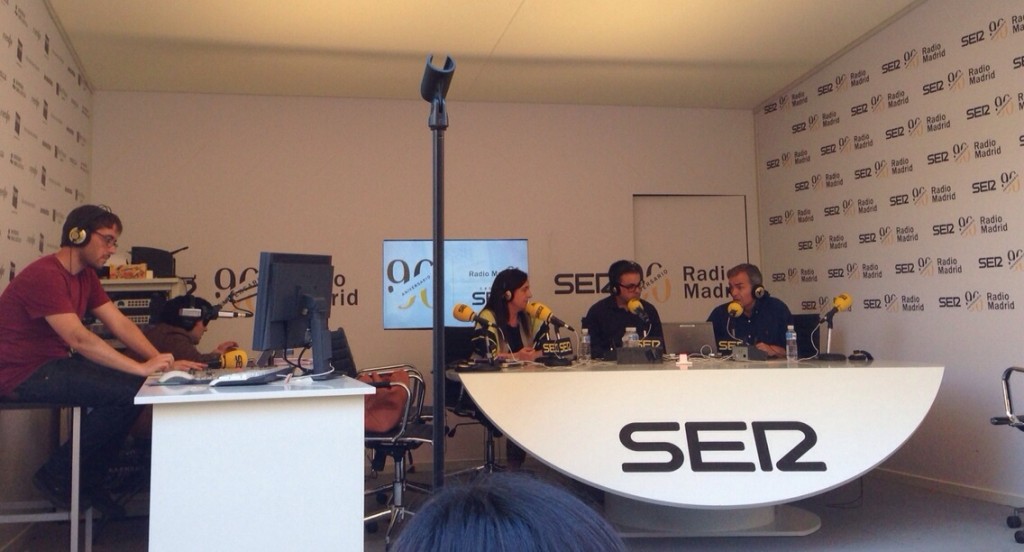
[443,326,505,477]
[990,367,1024,543]
[328,327,358,378]
[792,314,821,359]
[360,363,432,547]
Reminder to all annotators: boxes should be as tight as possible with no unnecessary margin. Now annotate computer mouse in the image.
[158,370,197,384]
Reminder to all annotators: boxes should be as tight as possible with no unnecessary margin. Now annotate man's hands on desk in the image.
[141,354,205,375]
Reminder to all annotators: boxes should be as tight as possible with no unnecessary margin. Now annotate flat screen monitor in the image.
[251,251,335,379]
[382,239,528,329]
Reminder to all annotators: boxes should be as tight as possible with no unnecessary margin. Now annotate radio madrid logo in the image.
[917,256,934,276]
[1010,249,1024,272]
[641,261,672,303]
[879,226,894,245]
[966,290,984,311]
[846,262,861,279]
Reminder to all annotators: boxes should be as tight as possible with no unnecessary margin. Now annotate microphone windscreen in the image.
[452,304,476,323]
[525,301,551,321]
[833,293,853,311]
[626,298,645,315]
[221,348,248,369]
[727,301,743,318]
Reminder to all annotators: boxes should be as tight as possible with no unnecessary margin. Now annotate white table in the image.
[459,359,943,536]
[136,377,373,552]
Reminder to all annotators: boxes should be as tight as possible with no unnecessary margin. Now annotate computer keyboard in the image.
[209,367,289,387]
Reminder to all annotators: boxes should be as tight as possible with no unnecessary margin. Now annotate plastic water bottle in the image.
[786,324,798,362]
[624,327,639,348]
[579,329,591,361]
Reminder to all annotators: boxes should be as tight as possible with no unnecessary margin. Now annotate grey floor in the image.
[10,467,1024,551]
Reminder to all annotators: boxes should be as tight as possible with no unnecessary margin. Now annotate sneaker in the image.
[32,468,91,511]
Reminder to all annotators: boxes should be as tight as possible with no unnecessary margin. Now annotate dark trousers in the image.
[12,355,145,490]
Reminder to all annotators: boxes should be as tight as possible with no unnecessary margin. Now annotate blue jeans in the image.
[13,355,145,489]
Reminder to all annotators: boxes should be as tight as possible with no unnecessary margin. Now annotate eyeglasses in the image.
[619,282,642,291]
[93,232,119,248]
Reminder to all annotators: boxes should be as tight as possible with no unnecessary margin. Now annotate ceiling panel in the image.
[47,0,923,109]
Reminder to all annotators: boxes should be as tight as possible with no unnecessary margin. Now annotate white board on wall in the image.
[633,195,749,322]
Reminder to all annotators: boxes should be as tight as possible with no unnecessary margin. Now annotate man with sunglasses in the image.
[0,204,203,518]
[582,259,664,359]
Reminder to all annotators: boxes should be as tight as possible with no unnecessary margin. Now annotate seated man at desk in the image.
[135,294,240,366]
[707,263,793,358]
[583,260,664,359]
[0,204,202,517]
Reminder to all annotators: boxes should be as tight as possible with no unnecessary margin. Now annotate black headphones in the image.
[64,204,112,247]
[606,260,642,296]
[742,264,769,300]
[162,294,215,331]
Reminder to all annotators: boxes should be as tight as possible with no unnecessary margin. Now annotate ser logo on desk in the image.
[618,421,826,473]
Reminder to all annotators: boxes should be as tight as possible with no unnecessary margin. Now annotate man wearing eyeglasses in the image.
[0,204,203,519]
[582,259,664,359]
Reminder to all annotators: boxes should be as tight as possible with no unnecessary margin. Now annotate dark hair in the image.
[60,204,122,247]
[159,295,214,331]
[392,473,626,552]
[484,268,529,329]
[727,263,763,287]
[606,259,642,295]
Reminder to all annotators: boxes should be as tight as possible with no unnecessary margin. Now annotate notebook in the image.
[661,321,718,355]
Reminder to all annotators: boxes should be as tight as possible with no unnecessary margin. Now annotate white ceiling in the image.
[46,0,923,110]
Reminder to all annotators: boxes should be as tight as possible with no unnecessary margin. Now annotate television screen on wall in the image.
[382,239,528,329]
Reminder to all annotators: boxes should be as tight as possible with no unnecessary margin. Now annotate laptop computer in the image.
[661,321,718,356]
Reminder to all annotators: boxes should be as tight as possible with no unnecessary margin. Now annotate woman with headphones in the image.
[473,268,548,469]
[474,268,547,363]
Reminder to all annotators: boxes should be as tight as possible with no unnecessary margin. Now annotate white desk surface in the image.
[135,374,374,405]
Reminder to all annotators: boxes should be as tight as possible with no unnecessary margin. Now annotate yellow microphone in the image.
[727,301,743,318]
[525,302,575,331]
[221,348,248,369]
[820,293,853,322]
[833,293,853,311]
[453,303,492,327]
[626,298,650,324]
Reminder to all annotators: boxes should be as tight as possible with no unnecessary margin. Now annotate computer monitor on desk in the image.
[252,251,336,380]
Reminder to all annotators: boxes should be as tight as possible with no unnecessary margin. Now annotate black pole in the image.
[421,54,455,492]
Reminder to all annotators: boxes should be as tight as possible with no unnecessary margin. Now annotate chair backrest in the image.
[444,326,477,364]
[329,327,358,378]
[360,364,427,440]
[792,314,821,359]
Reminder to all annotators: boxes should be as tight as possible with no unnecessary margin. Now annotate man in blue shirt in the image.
[707,263,792,357]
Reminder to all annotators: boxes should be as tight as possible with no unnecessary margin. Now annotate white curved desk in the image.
[458,359,943,536]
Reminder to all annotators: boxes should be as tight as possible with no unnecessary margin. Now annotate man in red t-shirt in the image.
[0,204,202,517]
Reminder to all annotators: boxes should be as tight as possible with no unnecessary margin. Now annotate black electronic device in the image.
[732,344,769,361]
[251,252,336,380]
[848,349,874,362]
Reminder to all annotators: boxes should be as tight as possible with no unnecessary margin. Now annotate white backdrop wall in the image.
[0,0,92,542]
[91,92,756,462]
[755,0,1024,502]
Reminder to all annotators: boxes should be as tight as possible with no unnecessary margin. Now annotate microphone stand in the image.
[817,312,847,361]
[422,55,456,491]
